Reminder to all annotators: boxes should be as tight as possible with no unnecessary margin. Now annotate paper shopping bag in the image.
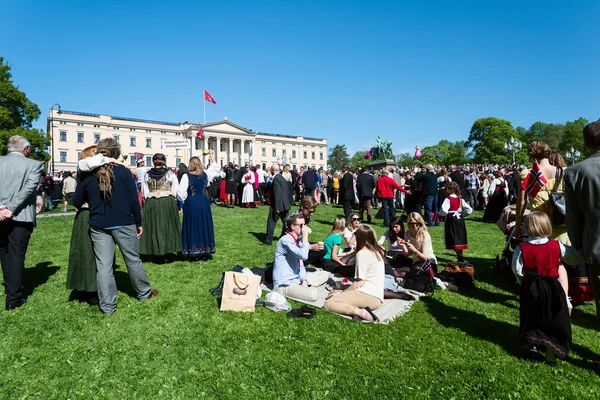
[220,271,261,312]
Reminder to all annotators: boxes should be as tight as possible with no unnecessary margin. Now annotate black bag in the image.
[403,262,435,294]
[549,166,566,226]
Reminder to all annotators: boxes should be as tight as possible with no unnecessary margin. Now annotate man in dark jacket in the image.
[357,169,376,223]
[262,164,291,245]
[415,164,440,226]
[340,164,355,218]
[301,167,319,198]
[449,165,467,197]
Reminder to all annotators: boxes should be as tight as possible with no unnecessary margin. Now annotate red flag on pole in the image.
[134,152,144,161]
[197,124,204,138]
[521,161,548,198]
[204,90,216,104]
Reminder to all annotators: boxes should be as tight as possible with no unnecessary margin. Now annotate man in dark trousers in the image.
[301,167,319,198]
[357,169,376,223]
[262,163,291,246]
[0,136,43,311]
[449,164,467,197]
[415,164,440,226]
[340,164,355,218]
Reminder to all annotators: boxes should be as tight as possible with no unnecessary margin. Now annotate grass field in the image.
[1,204,599,399]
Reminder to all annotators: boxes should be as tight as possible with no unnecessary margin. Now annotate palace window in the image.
[146,138,152,148]
[60,151,67,162]
[94,133,100,144]
[261,147,266,156]
[312,152,315,160]
[320,152,323,160]
[272,149,277,157]
[77,132,84,143]
[130,155,136,166]
[146,156,152,166]
[130,137,136,147]
[114,135,120,143]
[292,150,296,158]
[59,131,67,141]
[303,151,307,159]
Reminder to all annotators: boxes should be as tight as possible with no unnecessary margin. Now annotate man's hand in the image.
[137,226,144,239]
[1,208,14,220]
[301,280,308,288]
[301,224,309,239]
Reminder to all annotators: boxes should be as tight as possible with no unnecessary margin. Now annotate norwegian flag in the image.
[521,162,547,198]
[134,152,144,161]
[197,124,204,138]
[204,90,216,104]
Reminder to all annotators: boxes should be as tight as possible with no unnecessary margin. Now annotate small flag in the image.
[134,152,144,161]
[204,90,216,104]
[197,124,204,138]
[522,162,547,198]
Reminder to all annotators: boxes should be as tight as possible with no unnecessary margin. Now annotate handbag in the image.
[445,261,475,281]
[220,271,261,312]
[549,166,566,226]
[403,260,435,294]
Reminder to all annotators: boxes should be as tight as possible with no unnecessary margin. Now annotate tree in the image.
[327,144,349,172]
[350,150,370,171]
[466,117,517,164]
[446,140,469,165]
[0,57,49,161]
[560,117,587,161]
[395,152,413,168]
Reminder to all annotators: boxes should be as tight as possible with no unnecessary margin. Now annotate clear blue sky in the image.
[2,0,599,156]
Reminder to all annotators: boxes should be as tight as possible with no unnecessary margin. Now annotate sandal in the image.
[287,305,316,319]
[364,306,379,322]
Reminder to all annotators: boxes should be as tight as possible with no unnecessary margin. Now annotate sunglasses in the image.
[351,218,360,221]
[293,223,305,228]
[408,222,420,226]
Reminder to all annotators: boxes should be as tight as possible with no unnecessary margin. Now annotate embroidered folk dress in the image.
[177,164,221,258]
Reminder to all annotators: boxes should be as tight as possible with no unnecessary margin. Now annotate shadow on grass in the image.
[570,307,600,331]
[23,262,60,299]
[249,231,268,243]
[425,297,600,371]
[114,269,138,299]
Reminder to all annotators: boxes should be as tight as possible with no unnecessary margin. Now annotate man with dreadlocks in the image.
[73,138,158,314]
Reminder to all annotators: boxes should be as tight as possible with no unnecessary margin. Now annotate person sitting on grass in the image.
[272,214,330,302]
[378,216,412,268]
[399,212,438,277]
[512,211,581,367]
[288,197,325,266]
[321,216,355,274]
[344,212,361,250]
[324,224,385,322]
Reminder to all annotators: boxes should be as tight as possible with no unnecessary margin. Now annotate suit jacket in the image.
[0,152,44,226]
[564,152,600,264]
[270,173,291,212]
[340,172,355,201]
[356,172,376,198]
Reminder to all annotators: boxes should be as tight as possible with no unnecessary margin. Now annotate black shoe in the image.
[259,242,272,246]
[6,298,26,311]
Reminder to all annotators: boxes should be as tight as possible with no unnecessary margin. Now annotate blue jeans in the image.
[423,195,438,226]
[381,198,395,228]
[45,195,53,210]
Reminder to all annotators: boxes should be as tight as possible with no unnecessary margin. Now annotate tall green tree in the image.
[328,144,349,172]
[560,117,587,161]
[395,152,413,168]
[0,57,49,161]
[466,117,518,164]
[350,150,370,170]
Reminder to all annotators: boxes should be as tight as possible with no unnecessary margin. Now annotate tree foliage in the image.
[466,117,518,164]
[350,150,370,170]
[0,57,49,161]
[327,144,349,172]
[417,139,470,166]
[395,152,414,168]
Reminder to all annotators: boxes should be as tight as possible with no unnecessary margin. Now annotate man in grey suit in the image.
[0,136,44,311]
[262,163,291,245]
[565,121,600,324]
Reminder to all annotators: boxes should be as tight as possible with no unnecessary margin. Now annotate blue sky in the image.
[2,0,599,156]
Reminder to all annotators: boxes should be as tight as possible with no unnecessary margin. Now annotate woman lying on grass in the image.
[324,224,384,322]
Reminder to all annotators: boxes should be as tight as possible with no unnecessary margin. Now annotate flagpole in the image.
[203,89,206,124]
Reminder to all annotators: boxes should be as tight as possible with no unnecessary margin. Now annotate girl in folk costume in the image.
[177,150,221,261]
[512,211,581,366]
[241,165,256,207]
[139,153,182,260]
[439,182,472,262]
[67,145,100,305]
[252,167,261,206]
[483,170,509,222]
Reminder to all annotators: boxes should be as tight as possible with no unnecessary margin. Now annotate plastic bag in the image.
[265,291,291,312]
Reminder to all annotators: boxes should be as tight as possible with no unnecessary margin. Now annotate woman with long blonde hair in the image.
[67,145,99,305]
[402,212,438,272]
[176,150,221,261]
[324,224,385,322]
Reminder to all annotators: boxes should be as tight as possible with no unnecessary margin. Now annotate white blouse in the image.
[438,194,473,219]
[142,169,179,199]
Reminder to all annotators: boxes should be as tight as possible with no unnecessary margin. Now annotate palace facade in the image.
[47,109,328,172]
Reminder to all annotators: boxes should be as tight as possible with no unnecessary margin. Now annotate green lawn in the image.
[1,204,599,399]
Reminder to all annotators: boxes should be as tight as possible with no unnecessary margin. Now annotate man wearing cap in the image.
[415,165,439,226]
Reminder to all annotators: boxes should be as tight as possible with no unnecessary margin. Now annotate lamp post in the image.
[503,136,522,166]
[49,103,61,174]
[565,147,581,166]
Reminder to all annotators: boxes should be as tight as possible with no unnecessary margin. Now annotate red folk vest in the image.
[520,240,560,279]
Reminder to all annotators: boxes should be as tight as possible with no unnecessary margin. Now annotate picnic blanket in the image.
[261,274,424,324]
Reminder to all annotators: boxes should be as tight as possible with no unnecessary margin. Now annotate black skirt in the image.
[444,213,468,250]
[483,191,507,222]
[225,179,237,195]
[519,273,571,359]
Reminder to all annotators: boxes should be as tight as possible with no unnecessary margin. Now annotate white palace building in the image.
[47,108,328,172]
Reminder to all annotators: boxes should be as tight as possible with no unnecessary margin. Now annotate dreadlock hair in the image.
[95,138,121,200]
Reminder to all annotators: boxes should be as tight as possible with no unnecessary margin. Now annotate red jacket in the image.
[377,175,406,198]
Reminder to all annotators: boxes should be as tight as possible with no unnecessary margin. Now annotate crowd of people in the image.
[2,120,600,368]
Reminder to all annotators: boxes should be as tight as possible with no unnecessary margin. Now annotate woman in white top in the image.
[139,153,182,258]
[402,212,438,272]
[479,173,490,209]
[241,165,256,207]
[343,212,361,249]
[324,224,385,322]
[378,216,412,268]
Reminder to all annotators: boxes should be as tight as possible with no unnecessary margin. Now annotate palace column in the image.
[240,140,246,165]
[251,141,256,165]
[228,138,234,165]
[215,137,221,166]
[203,136,209,165]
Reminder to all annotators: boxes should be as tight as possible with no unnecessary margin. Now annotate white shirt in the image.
[343,227,356,248]
[355,249,385,302]
[256,168,267,184]
[177,163,221,202]
[488,178,509,196]
[378,230,404,252]
[438,194,473,219]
